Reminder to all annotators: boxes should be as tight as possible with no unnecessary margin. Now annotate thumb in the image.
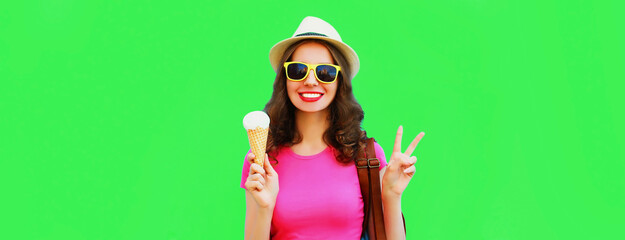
[264,154,277,175]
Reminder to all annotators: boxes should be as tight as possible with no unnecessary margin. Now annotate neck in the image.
[294,109,330,148]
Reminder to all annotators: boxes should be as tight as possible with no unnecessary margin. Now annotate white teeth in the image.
[301,93,322,98]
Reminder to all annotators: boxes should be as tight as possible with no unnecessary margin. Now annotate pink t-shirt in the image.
[240,142,388,240]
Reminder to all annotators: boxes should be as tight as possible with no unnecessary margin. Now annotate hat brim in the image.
[269,36,360,80]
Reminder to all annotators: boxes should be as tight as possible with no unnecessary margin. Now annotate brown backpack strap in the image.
[356,138,387,240]
[356,140,371,236]
[365,138,387,239]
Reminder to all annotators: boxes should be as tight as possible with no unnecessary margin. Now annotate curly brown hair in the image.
[264,39,367,165]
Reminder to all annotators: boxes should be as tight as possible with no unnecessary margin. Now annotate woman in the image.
[240,16,425,240]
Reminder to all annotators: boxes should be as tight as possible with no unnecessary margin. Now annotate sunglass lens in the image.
[316,65,338,83]
[287,63,308,80]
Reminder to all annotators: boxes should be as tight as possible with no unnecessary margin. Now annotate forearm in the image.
[244,190,274,240]
[244,205,273,240]
[383,194,406,240]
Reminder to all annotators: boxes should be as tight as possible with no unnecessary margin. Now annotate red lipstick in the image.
[298,92,324,102]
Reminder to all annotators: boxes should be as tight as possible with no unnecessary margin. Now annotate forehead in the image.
[290,41,335,64]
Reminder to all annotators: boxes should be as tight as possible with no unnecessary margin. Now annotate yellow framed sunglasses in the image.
[283,61,342,83]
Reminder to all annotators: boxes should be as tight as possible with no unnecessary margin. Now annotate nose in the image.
[303,69,318,86]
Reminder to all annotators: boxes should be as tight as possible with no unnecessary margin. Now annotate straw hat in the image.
[269,16,360,80]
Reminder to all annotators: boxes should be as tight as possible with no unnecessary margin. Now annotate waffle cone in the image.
[247,126,268,168]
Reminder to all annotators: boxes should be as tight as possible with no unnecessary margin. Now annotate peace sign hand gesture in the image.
[382,126,425,199]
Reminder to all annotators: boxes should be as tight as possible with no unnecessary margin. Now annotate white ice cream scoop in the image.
[243,111,270,130]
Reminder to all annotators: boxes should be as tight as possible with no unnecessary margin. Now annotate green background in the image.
[2,0,624,239]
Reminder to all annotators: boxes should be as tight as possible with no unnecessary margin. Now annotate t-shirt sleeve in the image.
[240,149,252,189]
[373,141,388,170]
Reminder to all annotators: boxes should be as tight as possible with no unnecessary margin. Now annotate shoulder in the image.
[369,139,388,168]
[373,140,384,154]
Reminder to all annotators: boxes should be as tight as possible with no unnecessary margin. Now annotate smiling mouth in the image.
[298,92,324,102]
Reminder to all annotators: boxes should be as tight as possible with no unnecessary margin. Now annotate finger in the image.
[264,154,278,176]
[247,152,256,164]
[404,132,425,156]
[403,165,416,174]
[250,173,266,185]
[245,181,264,191]
[249,163,266,176]
[399,155,415,167]
[393,125,403,153]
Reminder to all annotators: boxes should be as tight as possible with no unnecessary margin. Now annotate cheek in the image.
[286,82,299,98]
[326,84,338,98]
[287,82,294,90]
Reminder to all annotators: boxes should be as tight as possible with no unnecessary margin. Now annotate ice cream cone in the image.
[247,126,268,168]
[243,111,271,168]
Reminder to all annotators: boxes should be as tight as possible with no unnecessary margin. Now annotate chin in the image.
[292,100,332,113]
[298,107,327,113]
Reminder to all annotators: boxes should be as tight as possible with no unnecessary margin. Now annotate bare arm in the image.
[243,153,279,240]
[380,167,406,240]
[244,191,273,240]
[381,126,425,240]
[380,168,406,240]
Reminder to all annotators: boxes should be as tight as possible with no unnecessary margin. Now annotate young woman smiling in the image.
[240,16,425,240]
